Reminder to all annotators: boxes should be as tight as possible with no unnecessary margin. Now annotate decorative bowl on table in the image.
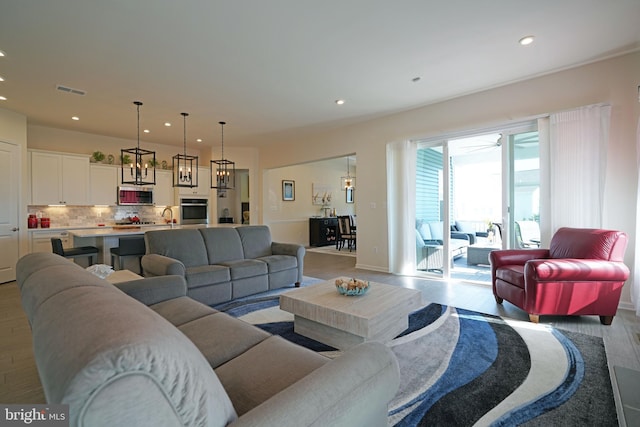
[335,278,370,296]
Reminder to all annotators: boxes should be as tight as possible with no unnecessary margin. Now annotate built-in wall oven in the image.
[180,198,209,224]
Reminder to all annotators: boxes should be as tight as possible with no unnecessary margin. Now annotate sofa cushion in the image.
[199,228,245,264]
[145,229,209,267]
[236,225,273,259]
[416,220,433,241]
[496,265,525,289]
[151,296,218,327]
[219,259,268,279]
[215,336,329,416]
[179,313,271,369]
[455,220,487,234]
[185,265,230,289]
[19,263,109,320]
[257,254,297,273]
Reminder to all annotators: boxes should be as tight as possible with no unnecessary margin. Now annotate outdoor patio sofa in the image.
[416,220,470,270]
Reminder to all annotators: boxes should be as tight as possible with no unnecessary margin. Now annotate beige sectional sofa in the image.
[142,225,304,305]
[16,252,400,427]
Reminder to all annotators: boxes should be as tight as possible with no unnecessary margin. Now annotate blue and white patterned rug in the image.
[213,282,616,426]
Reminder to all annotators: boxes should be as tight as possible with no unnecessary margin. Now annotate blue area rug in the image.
[213,284,617,426]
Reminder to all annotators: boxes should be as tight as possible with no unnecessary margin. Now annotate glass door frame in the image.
[414,120,539,280]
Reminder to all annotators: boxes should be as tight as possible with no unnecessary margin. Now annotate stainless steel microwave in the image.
[117,186,154,205]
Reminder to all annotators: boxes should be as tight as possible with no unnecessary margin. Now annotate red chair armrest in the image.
[489,249,550,268]
[525,259,630,282]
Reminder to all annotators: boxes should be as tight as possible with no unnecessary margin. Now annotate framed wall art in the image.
[346,187,354,203]
[282,180,295,201]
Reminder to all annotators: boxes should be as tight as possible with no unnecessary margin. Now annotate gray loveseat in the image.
[142,225,304,305]
[16,252,400,427]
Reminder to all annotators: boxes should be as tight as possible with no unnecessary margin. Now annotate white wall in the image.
[258,52,640,302]
[263,157,356,246]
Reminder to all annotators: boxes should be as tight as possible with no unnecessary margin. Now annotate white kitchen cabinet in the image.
[175,167,211,198]
[154,170,174,206]
[31,151,90,205]
[90,164,118,205]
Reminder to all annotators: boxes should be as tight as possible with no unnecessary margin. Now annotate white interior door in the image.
[0,141,19,283]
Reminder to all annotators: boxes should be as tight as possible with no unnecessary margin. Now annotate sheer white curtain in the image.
[387,140,416,275]
[634,118,640,316]
[549,104,611,231]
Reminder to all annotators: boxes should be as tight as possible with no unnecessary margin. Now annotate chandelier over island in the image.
[172,112,198,188]
[121,101,156,186]
[211,121,235,189]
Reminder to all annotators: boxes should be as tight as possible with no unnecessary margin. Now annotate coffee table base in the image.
[294,313,410,350]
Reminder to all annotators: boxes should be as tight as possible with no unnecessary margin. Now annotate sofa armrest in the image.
[141,254,186,277]
[230,341,399,427]
[113,275,187,305]
[272,242,306,284]
[489,249,550,269]
[525,259,630,282]
[451,232,470,242]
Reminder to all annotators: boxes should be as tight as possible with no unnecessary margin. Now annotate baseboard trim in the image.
[355,263,389,273]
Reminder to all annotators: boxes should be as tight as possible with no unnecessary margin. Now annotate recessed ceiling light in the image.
[196,138,203,143]
[143,129,150,133]
[0,76,4,82]
[164,122,171,127]
[0,96,6,101]
[519,35,535,46]
[71,116,79,121]
[335,99,345,105]
[0,50,5,57]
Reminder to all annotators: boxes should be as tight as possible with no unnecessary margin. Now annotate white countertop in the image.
[69,225,178,238]
[69,223,236,238]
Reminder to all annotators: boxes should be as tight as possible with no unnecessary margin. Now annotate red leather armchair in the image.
[489,227,629,325]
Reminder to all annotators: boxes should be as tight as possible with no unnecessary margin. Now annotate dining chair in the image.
[51,238,99,266]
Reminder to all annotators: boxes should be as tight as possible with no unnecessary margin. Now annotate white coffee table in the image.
[279,277,422,350]
[105,269,142,284]
[467,244,502,266]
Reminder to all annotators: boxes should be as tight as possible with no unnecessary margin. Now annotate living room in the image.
[1,2,640,425]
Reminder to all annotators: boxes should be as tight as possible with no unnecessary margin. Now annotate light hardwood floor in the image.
[2,251,639,423]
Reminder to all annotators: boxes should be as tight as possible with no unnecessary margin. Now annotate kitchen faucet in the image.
[161,207,174,228]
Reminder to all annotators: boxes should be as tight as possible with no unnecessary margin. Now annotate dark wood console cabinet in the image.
[309,217,338,247]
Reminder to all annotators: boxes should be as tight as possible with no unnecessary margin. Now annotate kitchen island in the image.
[69,225,176,272]
[69,224,235,272]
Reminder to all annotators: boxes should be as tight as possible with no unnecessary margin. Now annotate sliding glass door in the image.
[415,122,538,283]
[506,130,540,250]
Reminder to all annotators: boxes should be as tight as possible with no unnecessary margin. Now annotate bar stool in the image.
[51,238,99,266]
[110,236,146,273]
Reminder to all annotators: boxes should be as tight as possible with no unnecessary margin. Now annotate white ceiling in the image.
[1,1,638,150]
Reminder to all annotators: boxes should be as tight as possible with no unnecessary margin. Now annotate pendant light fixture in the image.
[121,101,156,185]
[341,156,356,189]
[211,121,235,189]
[172,112,198,187]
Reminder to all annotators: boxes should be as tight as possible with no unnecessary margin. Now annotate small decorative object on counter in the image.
[335,277,370,296]
[91,151,106,163]
[40,217,50,228]
[27,215,38,229]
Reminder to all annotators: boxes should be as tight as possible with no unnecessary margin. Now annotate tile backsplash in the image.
[27,205,177,228]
